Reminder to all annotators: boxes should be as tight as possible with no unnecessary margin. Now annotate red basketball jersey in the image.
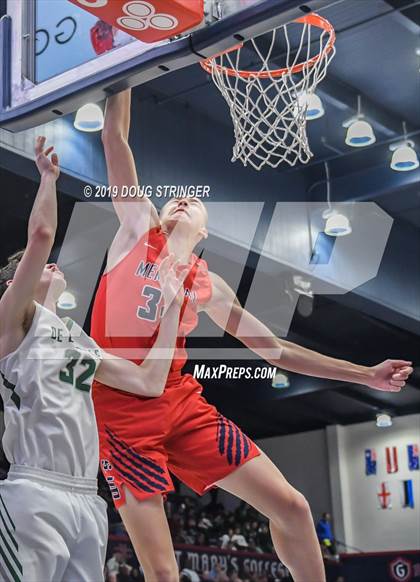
[91,226,212,384]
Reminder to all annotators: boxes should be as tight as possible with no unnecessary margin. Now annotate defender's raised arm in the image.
[0,137,60,352]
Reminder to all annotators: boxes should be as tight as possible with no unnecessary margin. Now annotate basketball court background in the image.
[0,0,419,578]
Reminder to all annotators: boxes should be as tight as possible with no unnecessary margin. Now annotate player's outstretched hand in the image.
[35,136,60,180]
[368,359,413,392]
[159,254,189,312]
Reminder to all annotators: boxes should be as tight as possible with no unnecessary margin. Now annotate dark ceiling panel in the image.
[386,0,420,25]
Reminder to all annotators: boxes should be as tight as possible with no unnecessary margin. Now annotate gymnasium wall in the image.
[329,413,420,553]
[254,414,420,553]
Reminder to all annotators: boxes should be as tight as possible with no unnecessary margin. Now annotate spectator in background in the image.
[106,548,133,582]
[203,563,229,582]
[221,527,235,549]
[185,516,199,544]
[242,563,253,581]
[231,527,249,551]
[180,568,200,582]
[230,570,244,582]
[316,513,338,559]
[104,491,286,581]
[198,511,213,532]
[180,556,201,582]
[129,567,145,581]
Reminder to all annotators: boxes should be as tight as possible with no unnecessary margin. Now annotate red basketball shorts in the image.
[94,375,260,508]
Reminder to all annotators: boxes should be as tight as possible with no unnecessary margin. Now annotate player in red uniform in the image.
[92,89,413,582]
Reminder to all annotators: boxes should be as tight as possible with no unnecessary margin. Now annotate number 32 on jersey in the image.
[59,348,97,393]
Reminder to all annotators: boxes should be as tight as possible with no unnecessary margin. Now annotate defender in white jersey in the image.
[0,138,187,582]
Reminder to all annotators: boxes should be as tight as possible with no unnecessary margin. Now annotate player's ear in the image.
[6,280,13,287]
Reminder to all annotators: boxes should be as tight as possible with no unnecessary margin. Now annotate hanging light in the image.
[324,213,352,237]
[57,291,77,310]
[345,120,376,147]
[390,122,419,172]
[322,162,352,237]
[297,91,325,120]
[74,103,104,132]
[391,145,419,171]
[306,93,324,120]
[293,275,312,296]
[376,413,392,428]
[344,95,376,147]
[272,370,290,389]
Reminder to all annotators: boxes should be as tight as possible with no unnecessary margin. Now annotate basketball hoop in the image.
[200,13,336,170]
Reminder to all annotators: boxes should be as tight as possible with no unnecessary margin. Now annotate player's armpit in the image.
[114,197,160,240]
[105,201,160,272]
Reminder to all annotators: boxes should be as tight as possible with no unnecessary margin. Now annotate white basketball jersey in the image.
[0,302,102,479]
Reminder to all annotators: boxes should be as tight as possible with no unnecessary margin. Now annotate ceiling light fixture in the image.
[293,275,313,296]
[57,291,77,310]
[324,213,352,237]
[344,95,376,147]
[322,162,352,237]
[390,122,419,172]
[272,370,290,389]
[376,413,392,428]
[74,103,104,132]
[297,91,325,120]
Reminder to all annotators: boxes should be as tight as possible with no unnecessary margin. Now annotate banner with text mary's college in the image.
[174,544,289,578]
[108,537,420,582]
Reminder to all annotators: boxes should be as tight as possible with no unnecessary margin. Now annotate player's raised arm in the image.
[0,137,59,334]
[101,89,159,236]
[204,272,413,393]
[95,255,187,397]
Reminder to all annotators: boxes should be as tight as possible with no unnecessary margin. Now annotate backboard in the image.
[0,0,339,131]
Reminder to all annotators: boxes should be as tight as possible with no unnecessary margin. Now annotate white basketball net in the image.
[202,16,336,171]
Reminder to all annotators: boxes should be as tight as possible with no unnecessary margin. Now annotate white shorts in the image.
[0,465,108,582]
